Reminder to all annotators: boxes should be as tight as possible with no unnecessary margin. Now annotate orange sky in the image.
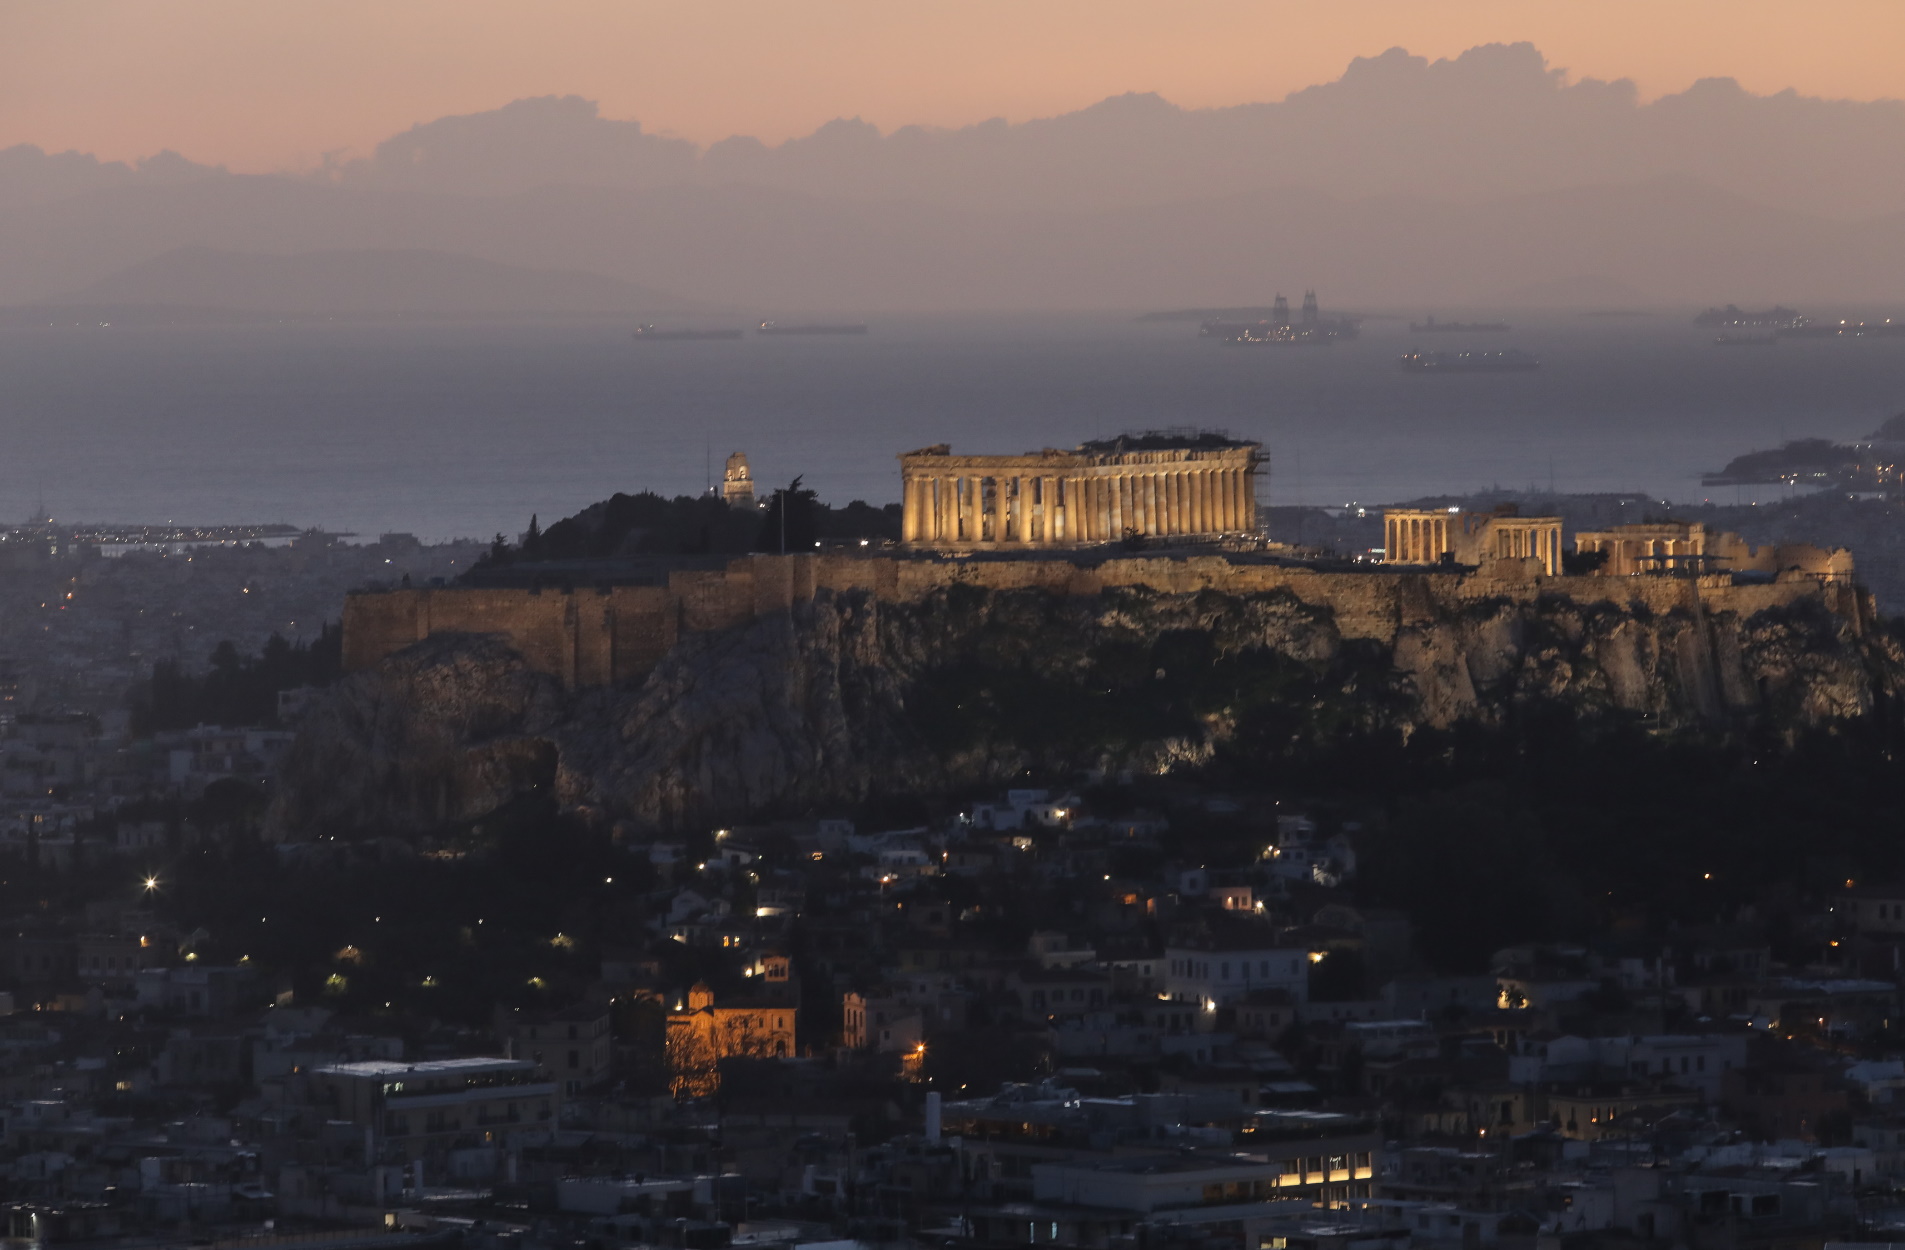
[4,0,1903,171]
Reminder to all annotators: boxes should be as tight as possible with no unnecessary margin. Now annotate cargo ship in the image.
[1695,304,1800,329]
[757,321,869,336]
[1400,349,1539,373]
[1410,315,1510,332]
[1776,318,1905,340]
[1202,291,1359,344]
[633,325,743,340]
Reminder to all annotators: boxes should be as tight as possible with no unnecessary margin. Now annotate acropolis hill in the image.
[342,432,1862,692]
[298,433,1885,835]
[341,547,1871,693]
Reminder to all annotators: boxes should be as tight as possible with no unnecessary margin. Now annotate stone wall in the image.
[343,554,1862,689]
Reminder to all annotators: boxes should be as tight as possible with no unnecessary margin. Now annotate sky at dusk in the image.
[4,0,1904,171]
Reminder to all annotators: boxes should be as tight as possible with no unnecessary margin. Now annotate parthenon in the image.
[899,432,1261,548]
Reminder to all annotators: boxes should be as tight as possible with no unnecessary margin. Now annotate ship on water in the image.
[757,321,869,336]
[1410,314,1510,332]
[1400,349,1540,373]
[633,325,743,340]
[1775,317,1904,340]
[1202,291,1359,344]
[1695,304,1801,329]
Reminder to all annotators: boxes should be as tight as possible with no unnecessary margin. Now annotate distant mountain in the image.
[50,247,696,316]
[0,177,1900,312]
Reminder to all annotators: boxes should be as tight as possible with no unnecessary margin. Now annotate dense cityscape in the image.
[9,8,1905,1250]
[0,455,1891,1250]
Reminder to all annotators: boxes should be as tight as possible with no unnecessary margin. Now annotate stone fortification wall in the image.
[343,554,1860,689]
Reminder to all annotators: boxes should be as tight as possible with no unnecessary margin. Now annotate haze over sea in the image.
[2,312,1901,543]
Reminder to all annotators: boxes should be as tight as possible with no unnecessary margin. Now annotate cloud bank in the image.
[2,45,1902,310]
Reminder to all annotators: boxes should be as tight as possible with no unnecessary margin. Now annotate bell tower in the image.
[722,452,755,509]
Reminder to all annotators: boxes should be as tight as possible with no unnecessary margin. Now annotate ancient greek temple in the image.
[1384,504,1564,575]
[899,434,1262,548]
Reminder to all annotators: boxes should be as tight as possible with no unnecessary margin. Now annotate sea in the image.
[1,311,1901,543]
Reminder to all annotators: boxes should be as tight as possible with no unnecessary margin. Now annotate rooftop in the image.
[310,1056,532,1077]
[1077,430,1258,453]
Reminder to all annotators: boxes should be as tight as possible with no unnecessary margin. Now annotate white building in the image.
[1165,940,1308,1009]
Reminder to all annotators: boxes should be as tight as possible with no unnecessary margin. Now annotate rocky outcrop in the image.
[267,633,568,837]
[267,583,1902,839]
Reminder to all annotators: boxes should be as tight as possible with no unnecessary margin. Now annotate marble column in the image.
[1169,472,1184,535]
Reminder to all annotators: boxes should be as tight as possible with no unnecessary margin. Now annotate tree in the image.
[130,627,345,732]
[754,477,821,553]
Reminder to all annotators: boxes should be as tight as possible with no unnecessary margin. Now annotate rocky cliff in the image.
[267,581,1902,839]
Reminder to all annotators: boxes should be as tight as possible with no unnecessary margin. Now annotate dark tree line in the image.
[475,487,899,570]
[130,626,343,733]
